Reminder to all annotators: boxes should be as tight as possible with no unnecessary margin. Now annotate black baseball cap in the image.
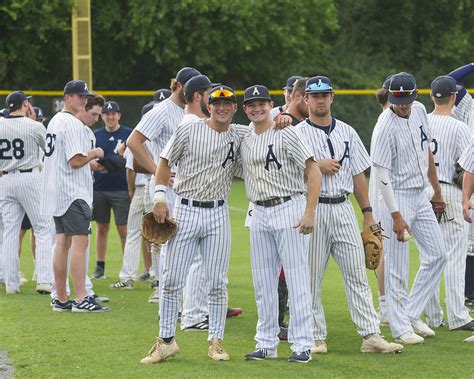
[102,101,121,113]
[153,89,172,102]
[183,75,213,97]
[431,75,462,99]
[141,101,154,116]
[5,91,31,111]
[64,80,91,96]
[283,75,303,90]
[243,85,272,104]
[305,76,333,93]
[382,74,393,89]
[175,67,201,84]
[388,72,417,105]
[34,107,46,122]
[208,85,237,104]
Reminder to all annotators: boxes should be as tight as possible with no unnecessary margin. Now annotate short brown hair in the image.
[85,93,105,111]
[432,95,451,106]
[375,88,389,107]
[184,88,207,104]
[291,77,308,99]
[170,78,179,92]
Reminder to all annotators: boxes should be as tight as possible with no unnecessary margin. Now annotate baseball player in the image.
[423,76,474,331]
[141,89,172,116]
[298,76,403,354]
[41,80,108,312]
[240,85,321,363]
[270,75,302,119]
[371,72,447,344]
[140,85,247,364]
[0,91,53,295]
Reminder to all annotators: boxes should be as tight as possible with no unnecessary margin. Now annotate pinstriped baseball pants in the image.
[309,200,380,341]
[380,189,446,338]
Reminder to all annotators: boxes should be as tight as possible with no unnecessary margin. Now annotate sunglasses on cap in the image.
[306,82,333,92]
[389,89,417,97]
[209,89,236,102]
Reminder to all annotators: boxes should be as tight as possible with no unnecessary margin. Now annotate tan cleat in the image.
[310,340,327,354]
[36,283,52,294]
[361,334,403,353]
[140,337,180,364]
[464,335,474,343]
[395,331,424,345]
[208,338,230,361]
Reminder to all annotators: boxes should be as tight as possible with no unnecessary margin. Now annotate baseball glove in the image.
[361,223,384,270]
[141,212,177,245]
[430,200,447,223]
[452,163,464,190]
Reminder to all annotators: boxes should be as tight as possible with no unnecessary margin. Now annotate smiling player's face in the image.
[243,100,273,123]
[208,100,237,124]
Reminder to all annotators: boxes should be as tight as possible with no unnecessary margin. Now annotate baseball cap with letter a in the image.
[64,80,91,96]
[208,85,237,104]
[388,72,417,105]
[243,85,272,104]
[305,76,333,93]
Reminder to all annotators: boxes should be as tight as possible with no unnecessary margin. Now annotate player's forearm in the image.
[127,131,156,174]
[155,159,171,187]
[304,160,321,215]
[69,150,99,169]
[463,171,474,203]
[126,169,136,194]
[427,150,442,196]
[374,164,399,215]
[353,172,370,209]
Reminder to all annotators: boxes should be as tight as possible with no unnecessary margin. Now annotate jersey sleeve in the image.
[34,122,47,152]
[160,122,190,167]
[371,121,394,170]
[282,127,314,169]
[64,122,88,161]
[350,129,371,175]
[459,138,474,174]
[135,107,167,142]
[124,148,134,170]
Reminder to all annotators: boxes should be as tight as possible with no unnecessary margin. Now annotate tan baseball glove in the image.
[361,223,384,270]
[141,212,177,245]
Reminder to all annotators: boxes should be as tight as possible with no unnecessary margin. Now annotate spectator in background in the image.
[91,101,133,279]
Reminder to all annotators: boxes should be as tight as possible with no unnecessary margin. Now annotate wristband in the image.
[154,184,167,194]
[154,184,167,204]
[361,207,373,213]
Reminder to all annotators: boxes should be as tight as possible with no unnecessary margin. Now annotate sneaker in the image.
[109,280,134,290]
[245,348,277,361]
[140,337,180,364]
[310,340,327,354]
[72,297,110,313]
[361,334,403,353]
[464,335,474,343]
[36,283,52,294]
[452,320,474,331]
[183,318,209,332]
[92,294,110,303]
[91,266,106,280]
[288,350,312,363]
[148,288,160,304]
[395,331,424,345]
[208,338,230,361]
[226,307,242,318]
[137,270,151,281]
[53,299,73,312]
[278,326,288,341]
[411,319,435,337]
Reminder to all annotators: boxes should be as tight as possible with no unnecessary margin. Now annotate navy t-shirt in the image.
[93,125,132,191]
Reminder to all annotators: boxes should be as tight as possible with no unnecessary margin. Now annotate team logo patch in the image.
[252,87,260,96]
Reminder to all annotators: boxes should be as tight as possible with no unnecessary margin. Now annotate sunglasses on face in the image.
[210,89,235,98]
[389,89,417,97]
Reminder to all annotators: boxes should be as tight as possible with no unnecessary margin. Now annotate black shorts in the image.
[54,199,92,236]
[21,214,32,230]
[92,191,131,225]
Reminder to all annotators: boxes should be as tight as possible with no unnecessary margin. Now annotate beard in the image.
[201,98,210,117]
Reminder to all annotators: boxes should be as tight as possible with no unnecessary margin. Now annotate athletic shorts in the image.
[92,190,130,225]
[54,199,92,236]
[21,214,32,230]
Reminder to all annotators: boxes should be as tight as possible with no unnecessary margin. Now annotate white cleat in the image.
[361,334,403,353]
[395,331,424,345]
[464,335,474,343]
[411,319,435,337]
[310,340,327,354]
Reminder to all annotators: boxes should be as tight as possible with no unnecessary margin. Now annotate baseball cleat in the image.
[208,339,230,361]
[360,334,403,353]
[36,283,52,294]
[226,307,242,318]
[91,266,106,280]
[452,320,474,331]
[411,319,435,337]
[52,299,73,312]
[395,331,424,345]
[183,318,209,332]
[72,298,110,313]
[245,348,277,361]
[148,288,160,304]
[109,280,133,290]
[310,340,327,354]
[464,335,474,343]
[137,270,151,281]
[288,350,312,363]
[278,325,288,341]
[140,337,180,364]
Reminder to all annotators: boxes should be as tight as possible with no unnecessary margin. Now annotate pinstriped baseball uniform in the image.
[423,114,472,329]
[459,137,474,173]
[240,123,314,353]
[298,118,381,341]
[0,116,53,292]
[371,106,447,338]
[158,119,247,341]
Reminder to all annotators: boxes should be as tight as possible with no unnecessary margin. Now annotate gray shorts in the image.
[54,199,92,236]
[92,191,131,225]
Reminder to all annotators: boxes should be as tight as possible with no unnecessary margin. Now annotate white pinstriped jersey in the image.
[371,106,431,190]
[134,98,184,162]
[427,114,471,183]
[453,92,474,131]
[298,118,370,196]
[41,111,93,216]
[124,147,147,186]
[160,120,248,200]
[240,124,312,202]
[0,116,46,172]
[459,137,474,174]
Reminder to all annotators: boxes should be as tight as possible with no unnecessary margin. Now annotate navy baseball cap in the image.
[382,74,393,89]
[175,67,201,84]
[0,108,9,117]
[64,80,91,96]
[388,72,417,105]
[6,91,31,110]
[243,85,272,104]
[283,75,303,90]
[153,89,172,102]
[208,85,237,104]
[183,75,213,97]
[141,101,155,116]
[431,75,462,99]
[34,107,46,122]
[102,101,121,113]
[305,76,333,93]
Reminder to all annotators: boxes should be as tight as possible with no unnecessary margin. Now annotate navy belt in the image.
[3,168,33,175]
[256,196,292,208]
[319,195,346,204]
[181,198,224,208]
[439,180,451,185]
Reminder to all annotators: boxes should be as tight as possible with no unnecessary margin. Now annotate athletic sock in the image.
[163,337,174,343]
[97,261,105,270]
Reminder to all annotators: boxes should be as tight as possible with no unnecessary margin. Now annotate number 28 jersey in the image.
[41,111,93,217]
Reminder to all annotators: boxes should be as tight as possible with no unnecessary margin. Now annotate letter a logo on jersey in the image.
[419,125,428,150]
[252,87,260,96]
[222,141,235,168]
[264,144,282,171]
[338,141,350,166]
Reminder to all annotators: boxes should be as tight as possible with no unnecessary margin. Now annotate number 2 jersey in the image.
[0,115,46,172]
[41,111,93,217]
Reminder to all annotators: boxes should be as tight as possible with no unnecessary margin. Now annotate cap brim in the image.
[388,93,416,105]
[243,97,272,104]
[283,86,292,90]
[305,89,333,94]
[26,96,32,100]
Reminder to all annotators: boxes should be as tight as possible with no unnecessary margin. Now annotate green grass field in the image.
[1,179,473,378]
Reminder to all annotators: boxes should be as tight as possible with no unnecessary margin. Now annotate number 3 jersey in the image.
[0,115,46,172]
[41,111,93,217]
